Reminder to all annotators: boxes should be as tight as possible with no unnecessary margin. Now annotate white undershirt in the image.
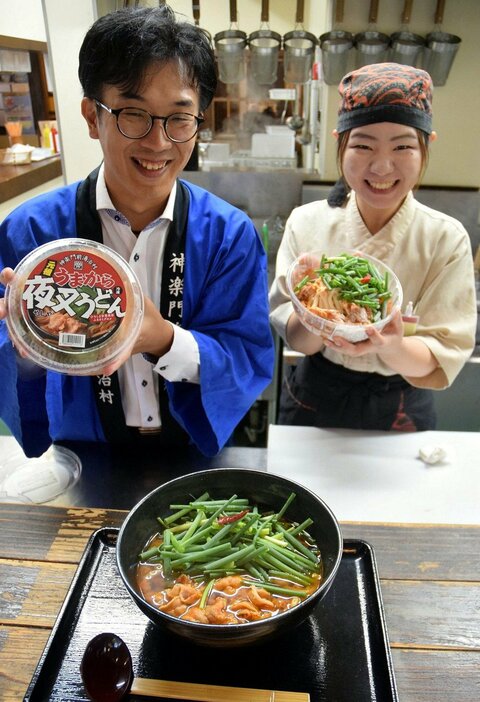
[96,165,199,429]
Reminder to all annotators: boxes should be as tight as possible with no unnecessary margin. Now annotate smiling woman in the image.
[270,62,477,434]
[338,122,427,234]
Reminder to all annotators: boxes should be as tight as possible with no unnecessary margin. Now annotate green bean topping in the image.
[294,252,392,319]
[139,492,321,596]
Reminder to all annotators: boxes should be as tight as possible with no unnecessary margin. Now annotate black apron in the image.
[75,167,190,448]
[278,351,436,432]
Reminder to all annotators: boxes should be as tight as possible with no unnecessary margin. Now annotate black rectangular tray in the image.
[24,529,398,702]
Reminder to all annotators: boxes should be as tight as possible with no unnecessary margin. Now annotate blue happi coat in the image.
[0,175,274,457]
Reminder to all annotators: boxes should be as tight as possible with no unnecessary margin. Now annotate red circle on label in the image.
[21,249,128,353]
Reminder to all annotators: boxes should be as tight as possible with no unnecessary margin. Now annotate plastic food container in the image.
[287,249,403,343]
[6,239,144,375]
[0,441,81,504]
[1,146,33,165]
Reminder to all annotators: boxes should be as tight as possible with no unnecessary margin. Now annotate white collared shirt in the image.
[96,165,199,429]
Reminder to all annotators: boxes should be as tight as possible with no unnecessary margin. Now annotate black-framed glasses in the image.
[94,99,204,143]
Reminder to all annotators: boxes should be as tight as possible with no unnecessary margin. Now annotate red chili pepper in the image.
[218,510,248,525]
[359,274,371,284]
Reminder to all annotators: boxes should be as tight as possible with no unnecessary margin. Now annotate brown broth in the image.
[135,528,323,625]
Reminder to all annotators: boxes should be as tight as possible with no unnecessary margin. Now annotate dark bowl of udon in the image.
[116,468,343,647]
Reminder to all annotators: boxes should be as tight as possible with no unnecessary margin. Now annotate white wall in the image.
[0,0,46,42]
[95,0,329,36]
[166,0,329,36]
[42,0,101,184]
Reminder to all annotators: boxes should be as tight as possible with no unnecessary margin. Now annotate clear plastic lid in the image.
[6,239,144,375]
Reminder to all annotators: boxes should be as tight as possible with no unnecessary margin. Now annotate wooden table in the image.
[0,503,479,701]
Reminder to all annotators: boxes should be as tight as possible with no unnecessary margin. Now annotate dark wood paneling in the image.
[382,580,480,649]
[27,50,50,123]
[0,504,125,561]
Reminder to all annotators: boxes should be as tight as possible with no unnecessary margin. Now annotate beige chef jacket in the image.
[269,191,477,389]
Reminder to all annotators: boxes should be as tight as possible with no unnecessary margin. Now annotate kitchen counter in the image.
[0,435,267,510]
[267,426,480,524]
[2,425,479,523]
[0,155,62,204]
[0,503,478,701]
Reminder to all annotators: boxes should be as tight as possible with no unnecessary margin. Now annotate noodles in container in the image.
[287,250,403,343]
[5,239,143,375]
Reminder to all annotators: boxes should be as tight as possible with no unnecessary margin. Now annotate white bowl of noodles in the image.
[287,249,403,343]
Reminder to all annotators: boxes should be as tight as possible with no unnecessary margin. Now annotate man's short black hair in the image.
[78,5,217,113]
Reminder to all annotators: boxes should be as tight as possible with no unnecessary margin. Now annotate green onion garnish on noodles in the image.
[139,493,321,592]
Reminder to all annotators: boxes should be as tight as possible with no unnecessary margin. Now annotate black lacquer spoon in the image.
[80,633,133,702]
[80,632,310,701]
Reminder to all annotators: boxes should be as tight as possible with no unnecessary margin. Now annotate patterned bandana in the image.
[336,62,433,134]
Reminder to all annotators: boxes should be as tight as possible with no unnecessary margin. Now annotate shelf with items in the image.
[0,39,54,146]
[0,38,60,198]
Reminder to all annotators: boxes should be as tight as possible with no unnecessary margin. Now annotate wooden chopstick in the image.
[131,677,310,701]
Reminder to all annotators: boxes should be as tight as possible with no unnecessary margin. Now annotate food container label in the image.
[20,249,127,352]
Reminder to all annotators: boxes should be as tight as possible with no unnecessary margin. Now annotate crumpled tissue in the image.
[418,444,448,465]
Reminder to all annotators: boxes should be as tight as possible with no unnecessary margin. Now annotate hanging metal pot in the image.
[214,0,247,84]
[422,0,461,86]
[283,30,318,84]
[354,0,390,67]
[319,0,353,86]
[283,0,318,84]
[248,1,281,85]
[249,30,282,85]
[390,0,424,66]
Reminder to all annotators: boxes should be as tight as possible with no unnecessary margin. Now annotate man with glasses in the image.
[0,6,274,458]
